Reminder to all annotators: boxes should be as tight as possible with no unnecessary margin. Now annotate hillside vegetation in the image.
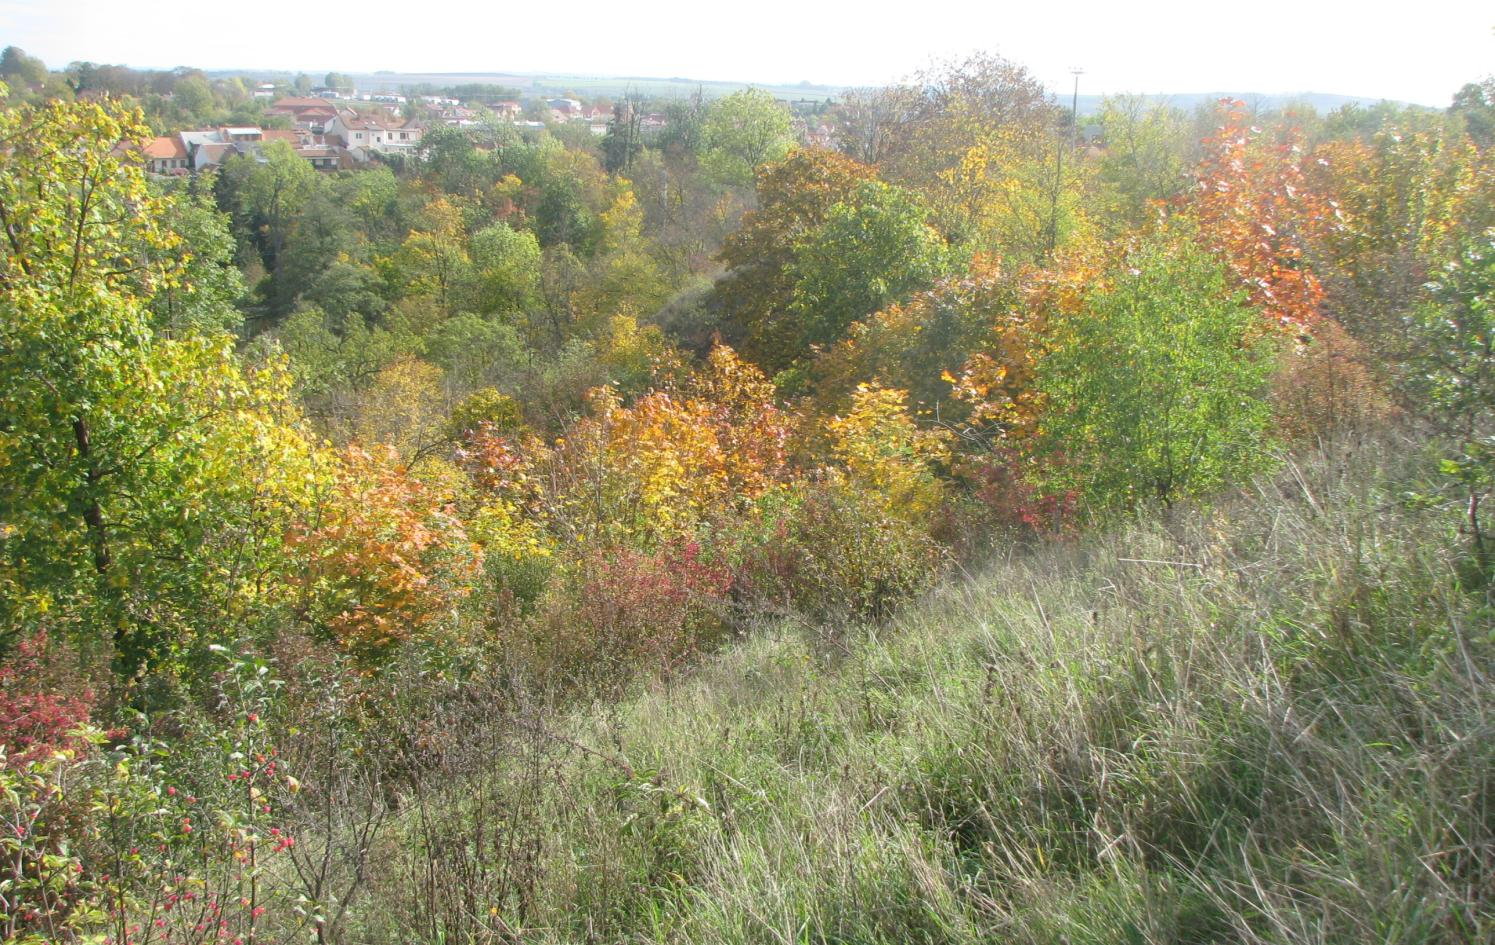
[337,435,1492,943]
[2,48,1494,944]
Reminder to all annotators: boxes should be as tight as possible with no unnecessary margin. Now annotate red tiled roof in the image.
[142,135,188,160]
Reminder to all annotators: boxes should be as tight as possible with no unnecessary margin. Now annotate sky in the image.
[1,0,1490,106]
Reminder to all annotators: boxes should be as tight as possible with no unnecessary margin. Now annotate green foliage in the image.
[1410,229,1495,437]
[224,139,322,275]
[1407,228,1495,568]
[0,46,48,87]
[447,388,526,441]
[700,88,796,186]
[0,96,326,672]
[1091,95,1192,232]
[787,180,954,358]
[467,221,543,317]
[270,189,362,315]
[1033,231,1278,509]
[715,147,879,372]
[144,185,248,335]
[1450,78,1495,148]
[426,314,529,391]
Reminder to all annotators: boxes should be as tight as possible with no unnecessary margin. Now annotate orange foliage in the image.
[1185,100,1334,329]
[288,445,482,663]
[950,250,1099,441]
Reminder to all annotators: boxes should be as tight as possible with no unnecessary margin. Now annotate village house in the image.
[137,126,346,174]
[265,96,341,133]
[547,97,582,121]
[323,109,424,162]
[140,135,191,175]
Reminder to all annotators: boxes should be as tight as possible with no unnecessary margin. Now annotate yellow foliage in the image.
[828,384,951,520]
[531,344,789,548]
[350,357,453,468]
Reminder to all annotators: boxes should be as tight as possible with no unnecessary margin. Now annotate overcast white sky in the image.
[1,0,1490,106]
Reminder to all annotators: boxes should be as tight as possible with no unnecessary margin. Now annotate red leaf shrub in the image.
[0,632,94,766]
[532,540,732,683]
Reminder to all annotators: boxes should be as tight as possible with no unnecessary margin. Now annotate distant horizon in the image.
[22,57,1434,113]
[4,0,1490,108]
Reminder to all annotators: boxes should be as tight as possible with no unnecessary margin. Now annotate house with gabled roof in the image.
[141,135,191,175]
[266,97,341,133]
[323,110,424,160]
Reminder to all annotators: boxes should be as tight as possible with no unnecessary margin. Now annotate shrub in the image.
[0,633,93,767]
[733,479,946,623]
[1033,230,1279,510]
[529,540,733,683]
[1271,316,1395,444]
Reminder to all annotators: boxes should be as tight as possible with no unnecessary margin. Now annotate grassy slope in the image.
[362,436,1493,944]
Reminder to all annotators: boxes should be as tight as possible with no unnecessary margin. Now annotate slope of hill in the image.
[348,434,1493,943]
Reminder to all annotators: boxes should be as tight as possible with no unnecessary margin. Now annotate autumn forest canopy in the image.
[1,44,1494,944]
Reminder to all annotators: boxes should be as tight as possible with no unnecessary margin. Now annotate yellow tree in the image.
[828,384,952,521]
[0,90,326,671]
[394,197,471,315]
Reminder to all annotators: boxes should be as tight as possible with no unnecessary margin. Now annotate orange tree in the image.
[288,445,483,665]
[1184,99,1334,330]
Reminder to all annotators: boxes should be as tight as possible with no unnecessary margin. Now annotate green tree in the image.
[701,88,796,186]
[394,197,471,315]
[1407,229,1495,569]
[144,186,247,335]
[714,148,878,370]
[1033,231,1277,510]
[0,46,48,87]
[270,189,360,313]
[173,75,215,121]
[426,314,529,391]
[226,140,320,275]
[656,88,709,159]
[467,221,543,317]
[601,100,644,174]
[1092,95,1192,233]
[1450,79,1495,148]
[786,180,953,359]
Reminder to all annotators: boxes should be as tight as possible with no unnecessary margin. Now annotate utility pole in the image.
[1070,67,1083,147]
[1047,67,1083,259]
